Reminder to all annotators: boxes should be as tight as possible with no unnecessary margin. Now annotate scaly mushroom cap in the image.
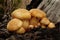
[11,9,31,19]
[7,18,23,31]
[30,9,46,19]
[40,17,50,25]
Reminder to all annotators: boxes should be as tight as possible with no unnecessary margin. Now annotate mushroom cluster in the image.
[7,9,55,34]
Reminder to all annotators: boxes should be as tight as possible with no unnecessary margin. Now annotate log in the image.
[37,0,60,23]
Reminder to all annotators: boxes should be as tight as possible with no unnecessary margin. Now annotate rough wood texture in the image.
[37,0,60,23]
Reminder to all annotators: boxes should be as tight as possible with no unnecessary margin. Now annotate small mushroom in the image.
[41,25,46,28]
[7,18,23,31]
[37,23,41,26]
[16,27,26,34]
[30,9,46,19]
[29,25,34,29]
[40,17,50,25]
[11,9,31,19]
[35,25,38,28]
[48,22,55,28]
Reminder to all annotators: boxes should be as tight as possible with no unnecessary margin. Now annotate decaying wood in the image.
[37,0,60,23]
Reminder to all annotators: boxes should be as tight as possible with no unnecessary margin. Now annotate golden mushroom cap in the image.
[30,9,46,19]
[7,18,23,31]
[16,27,26,34]
[48,23,55,28]
[11,9,31,19]
[40,17,50,25]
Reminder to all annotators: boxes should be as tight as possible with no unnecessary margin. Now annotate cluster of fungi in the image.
[7,9,55,34]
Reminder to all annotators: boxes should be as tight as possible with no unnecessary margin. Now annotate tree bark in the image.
[37,0,60,23]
